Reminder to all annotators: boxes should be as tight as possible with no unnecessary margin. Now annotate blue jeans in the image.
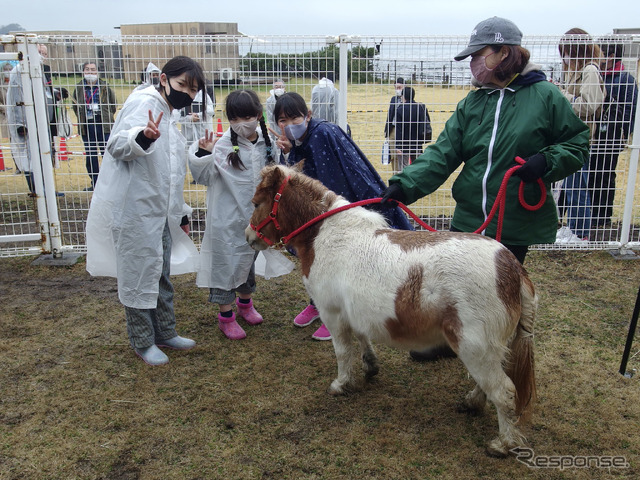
[82,121,109,187]
[561,165,592,238]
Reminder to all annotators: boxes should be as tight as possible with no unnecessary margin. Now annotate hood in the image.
[317,78,334,88]
[144,62,161,85]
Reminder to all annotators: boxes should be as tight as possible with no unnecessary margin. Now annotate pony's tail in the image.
[505,276,537,423]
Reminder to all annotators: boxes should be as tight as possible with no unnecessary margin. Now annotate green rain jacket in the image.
[389,63,590,246]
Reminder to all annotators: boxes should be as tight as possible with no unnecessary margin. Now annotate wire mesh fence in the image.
[0,32,638,258]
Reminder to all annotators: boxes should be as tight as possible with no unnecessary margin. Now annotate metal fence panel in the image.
[1,32,638,258]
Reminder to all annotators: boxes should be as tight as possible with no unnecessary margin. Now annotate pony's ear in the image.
[291,160,305,173]
[265,164,286,190]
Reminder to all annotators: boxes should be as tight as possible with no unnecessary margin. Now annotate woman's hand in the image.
[143,110,163,140]
[198,129,216,152]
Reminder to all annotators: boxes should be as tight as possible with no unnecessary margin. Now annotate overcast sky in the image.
[7,0,640,37]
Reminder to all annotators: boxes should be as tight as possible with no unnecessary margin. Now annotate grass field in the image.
[1,249,639,479]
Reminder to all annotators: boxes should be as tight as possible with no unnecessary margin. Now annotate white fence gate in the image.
[1,32,639,258]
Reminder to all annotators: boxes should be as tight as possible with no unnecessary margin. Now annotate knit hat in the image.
[454,17,523,61]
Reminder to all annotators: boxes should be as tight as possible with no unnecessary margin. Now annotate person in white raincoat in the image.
[265,79,286,159]
[85,56,204,366]
[133,62,161,92]
[189,89,283,341]
[6,61,51,194]
[178,89,215,146]
[310,73,339,124]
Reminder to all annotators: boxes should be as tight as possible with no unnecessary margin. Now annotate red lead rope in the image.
[274,157,546,246]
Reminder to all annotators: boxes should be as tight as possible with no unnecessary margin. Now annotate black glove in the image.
[380,183,406,205]
[514,153,547,183]
[17,126,27,136]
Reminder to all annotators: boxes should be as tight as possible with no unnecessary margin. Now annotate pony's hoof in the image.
[456,401,484,416]
[486,438,509,458]
[327,381,345,396]
[364,365,379,380]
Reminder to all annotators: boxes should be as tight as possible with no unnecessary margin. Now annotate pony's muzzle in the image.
[245,225,268,251]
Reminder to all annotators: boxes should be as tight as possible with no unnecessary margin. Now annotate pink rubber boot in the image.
[218,312,246,340]
[235,298,264,325]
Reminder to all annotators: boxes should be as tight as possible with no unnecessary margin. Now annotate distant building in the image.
[3,30,102,76]
[119,22,241,84]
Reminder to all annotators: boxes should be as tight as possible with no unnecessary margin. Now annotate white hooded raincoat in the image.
[188,129,267,290]
[86,87,198,309]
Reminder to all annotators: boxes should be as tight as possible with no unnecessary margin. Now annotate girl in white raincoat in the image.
[85,56,204,366]
[189,89,276,340]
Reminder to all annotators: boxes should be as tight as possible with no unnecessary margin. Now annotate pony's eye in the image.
[252,202,259,208]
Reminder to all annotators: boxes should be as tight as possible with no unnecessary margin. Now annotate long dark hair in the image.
[558,28,602,70]
[158,56,207,111]
[224,89,273,170]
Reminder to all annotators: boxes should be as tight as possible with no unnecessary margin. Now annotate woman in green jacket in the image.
[383,16,589,263]
[381,17,590,360]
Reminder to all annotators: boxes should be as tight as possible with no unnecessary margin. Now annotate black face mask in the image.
[164,79,194,110]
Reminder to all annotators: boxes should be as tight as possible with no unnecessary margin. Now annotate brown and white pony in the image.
[245,165,537,457]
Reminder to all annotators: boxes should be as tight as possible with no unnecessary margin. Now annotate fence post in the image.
[337,34,350,132]
[618,90,640,255]
[17,35,65,258]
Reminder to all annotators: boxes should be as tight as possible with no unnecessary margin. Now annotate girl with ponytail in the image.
[188,89,276,340]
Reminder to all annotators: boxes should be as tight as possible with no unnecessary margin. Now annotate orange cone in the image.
[215,118,224,137]
[57,137,69,161]
[0,146,5,171]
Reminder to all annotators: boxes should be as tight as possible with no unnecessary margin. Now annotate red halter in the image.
[249,175,290,247]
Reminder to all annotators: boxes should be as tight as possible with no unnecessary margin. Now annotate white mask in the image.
[274,88,285,97]
[395,88,403,96]
[230,119,258,139]
[562,56,571,66]
[84,74,98,83]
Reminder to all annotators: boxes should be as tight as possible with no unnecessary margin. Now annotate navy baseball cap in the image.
[455,17,523,61]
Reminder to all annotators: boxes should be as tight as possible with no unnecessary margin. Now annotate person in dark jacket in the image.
[72,62,117,191]
[381,16,590,361]
[384,77,405,167]
[394,86,431,171]
[588,38,638,227]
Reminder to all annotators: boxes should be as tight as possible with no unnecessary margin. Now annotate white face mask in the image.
[395,88,403,96]
[562,55,571,66]
[84,74,98,83]
[230,118,259,139]
[274,88,285,97]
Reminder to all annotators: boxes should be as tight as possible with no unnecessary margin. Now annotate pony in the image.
[245,164,537,457]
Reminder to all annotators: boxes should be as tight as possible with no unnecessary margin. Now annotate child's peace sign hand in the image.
[269,127,291,154]
[143,110,163,140]
[199,129,216,152]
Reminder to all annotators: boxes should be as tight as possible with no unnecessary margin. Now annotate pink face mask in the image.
[470,51,500,84]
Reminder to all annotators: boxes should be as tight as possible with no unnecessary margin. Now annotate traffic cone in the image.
[57,137,69,161]
[215,118,224,137]
[0,146,5,171]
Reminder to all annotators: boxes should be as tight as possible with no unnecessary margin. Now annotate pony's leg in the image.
[326,316,359,395]
[355,333,379,380]
[460,384,487,414]
[458,346,527,457]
